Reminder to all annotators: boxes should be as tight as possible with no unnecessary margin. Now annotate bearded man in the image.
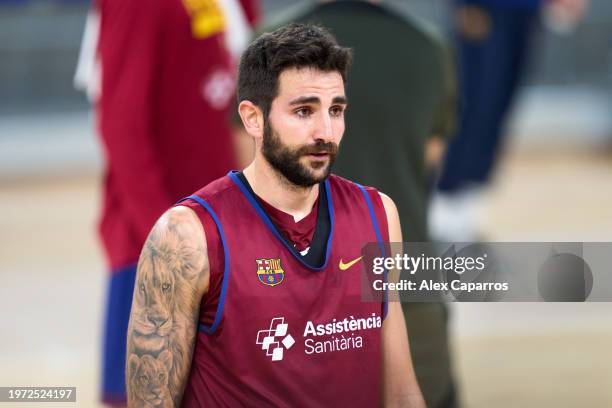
[126,23,424,407]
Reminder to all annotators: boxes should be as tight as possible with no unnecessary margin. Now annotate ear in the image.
[238,100,264,140]
[158,349,173,369]
[128,354,140,378]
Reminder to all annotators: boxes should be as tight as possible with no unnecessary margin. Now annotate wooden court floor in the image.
[1,150,611,407]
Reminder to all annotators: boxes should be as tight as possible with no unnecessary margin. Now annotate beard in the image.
[262,120,339,187]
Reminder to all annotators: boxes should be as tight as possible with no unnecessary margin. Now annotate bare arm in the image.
[379,193,426,408]
[126,206,209,407]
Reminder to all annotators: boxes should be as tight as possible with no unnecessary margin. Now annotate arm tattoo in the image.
[126,208,207,407]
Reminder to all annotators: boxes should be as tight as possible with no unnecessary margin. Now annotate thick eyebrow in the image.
[288,95,348,106]
[289,96,321,106]
[332,96,348,105]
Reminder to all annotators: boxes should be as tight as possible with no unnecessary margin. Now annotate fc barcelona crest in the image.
[256,258,285,287]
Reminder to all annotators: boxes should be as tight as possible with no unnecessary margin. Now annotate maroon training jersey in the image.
[258,195,319,253]
[180,171,389,407]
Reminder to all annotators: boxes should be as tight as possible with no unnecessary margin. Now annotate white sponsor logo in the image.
[303,313,381,355]
[256,317,295,361]
[257,314,382,360]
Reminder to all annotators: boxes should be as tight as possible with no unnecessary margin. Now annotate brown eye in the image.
[330,106,344,117]
[296,107,312,118]
[162,283,171,292]
[159,373,164,380]
[139,283,145,292]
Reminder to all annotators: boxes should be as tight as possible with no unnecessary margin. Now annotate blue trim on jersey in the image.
[227,171,334,271]
[355,184,389,320]
[178,194,230,335]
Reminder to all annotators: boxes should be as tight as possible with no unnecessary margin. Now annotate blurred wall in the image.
[1,0,611,115]
[0,0,89,114]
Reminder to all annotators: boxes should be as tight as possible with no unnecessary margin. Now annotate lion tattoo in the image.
[128,350,173,408]
[129,217,205,399]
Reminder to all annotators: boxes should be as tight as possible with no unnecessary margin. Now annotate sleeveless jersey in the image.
[180,171,389,407]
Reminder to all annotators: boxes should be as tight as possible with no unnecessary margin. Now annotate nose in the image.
[148,314,168,328]
[314,111,334,142]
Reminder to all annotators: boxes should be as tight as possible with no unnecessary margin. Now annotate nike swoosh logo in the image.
[339,256,363,271]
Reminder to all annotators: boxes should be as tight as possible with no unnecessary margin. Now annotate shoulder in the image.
[327,173,357,188]
[328,174,386,203]
[137,204,212,297]
[377,192,399,222]
[329,174,393,218]
[188,173,241,204]
[327,174,374,200]
[377,191,401,242]
[329,174,386,197]
[327,175,393,241]
[150,206,207,257]
[145,206,209,287]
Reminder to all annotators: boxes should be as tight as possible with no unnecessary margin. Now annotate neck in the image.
[242,156,320,222]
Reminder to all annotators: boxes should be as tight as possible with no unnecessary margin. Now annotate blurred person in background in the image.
[255,1,459,406]
[75,0,259,404]
[430,0,588,242]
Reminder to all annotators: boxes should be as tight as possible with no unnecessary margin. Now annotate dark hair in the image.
[237,23,352,118]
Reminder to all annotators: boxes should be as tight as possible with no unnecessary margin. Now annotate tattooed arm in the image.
[126,206,209,407]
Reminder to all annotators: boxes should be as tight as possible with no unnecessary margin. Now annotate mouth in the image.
[305,152,329,160]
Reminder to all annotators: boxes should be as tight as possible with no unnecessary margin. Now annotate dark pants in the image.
[438,3,539,193]
[101,263,136,405]
[404,302,458,408]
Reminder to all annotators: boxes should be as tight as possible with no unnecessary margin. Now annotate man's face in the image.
[262,67,347,187]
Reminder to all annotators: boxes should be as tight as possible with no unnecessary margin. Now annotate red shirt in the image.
[181,172,389,350]
[258,197,319,253]
[96,0,259,269]
[181,173,389,407]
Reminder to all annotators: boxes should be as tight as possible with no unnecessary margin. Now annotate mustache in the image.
[296,141,339,156]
